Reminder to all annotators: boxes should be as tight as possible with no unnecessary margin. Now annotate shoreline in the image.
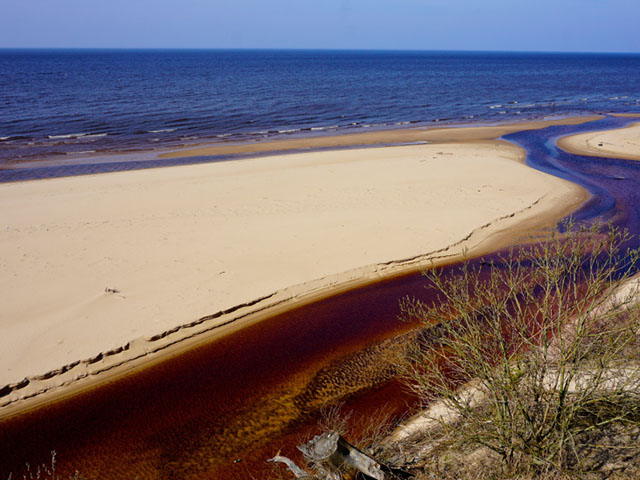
[158,115,603,160]
[1,115,602,179]
[0,112,609,171]
[0,117,594,420]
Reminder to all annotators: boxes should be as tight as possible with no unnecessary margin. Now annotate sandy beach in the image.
[558,120,640,161]
[0,119,592,414]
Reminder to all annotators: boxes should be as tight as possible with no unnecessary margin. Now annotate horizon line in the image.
[1,47,639,56]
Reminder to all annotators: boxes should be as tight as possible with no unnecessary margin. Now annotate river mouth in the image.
[2,115,640,480]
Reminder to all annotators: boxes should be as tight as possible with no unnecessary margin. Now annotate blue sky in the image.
[2,0,639,52]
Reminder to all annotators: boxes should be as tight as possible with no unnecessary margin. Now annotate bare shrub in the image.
[400,222,640,476]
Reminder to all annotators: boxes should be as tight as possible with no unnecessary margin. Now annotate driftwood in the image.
[269,431,411,479]
[268,451,311,478]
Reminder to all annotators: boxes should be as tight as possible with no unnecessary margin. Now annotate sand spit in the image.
[0,120,593,418]
[558,121,640,161]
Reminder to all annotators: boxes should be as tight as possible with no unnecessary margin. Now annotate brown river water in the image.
[0,267,440,479]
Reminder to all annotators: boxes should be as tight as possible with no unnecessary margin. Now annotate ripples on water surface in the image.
[1,49,640,167]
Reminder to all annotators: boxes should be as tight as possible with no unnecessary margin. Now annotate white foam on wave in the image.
[149,128,176,133]
[48,133,87,139]
[82,133,108,139]
[310,125,339,131]
[48,132,107,140]
[489,104,503,109]
[66,150,96,155]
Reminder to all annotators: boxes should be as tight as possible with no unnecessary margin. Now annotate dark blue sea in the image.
[1,49,640,168]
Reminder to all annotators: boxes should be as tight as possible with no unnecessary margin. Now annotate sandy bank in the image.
[0,121,591,415]
[558,121,640,161]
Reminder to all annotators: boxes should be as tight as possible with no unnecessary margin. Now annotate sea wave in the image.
[2,50,639,166]
[0,135,33,142]
[48,132,107,140]
[310,125,339,131]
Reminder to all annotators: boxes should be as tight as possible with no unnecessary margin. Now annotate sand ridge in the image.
[0,119,595,417]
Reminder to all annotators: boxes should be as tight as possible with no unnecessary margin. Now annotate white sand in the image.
[0,138,586,406]
[558,121,640,161]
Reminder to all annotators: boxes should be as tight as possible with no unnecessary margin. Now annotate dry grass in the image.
[5,451,88,480]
